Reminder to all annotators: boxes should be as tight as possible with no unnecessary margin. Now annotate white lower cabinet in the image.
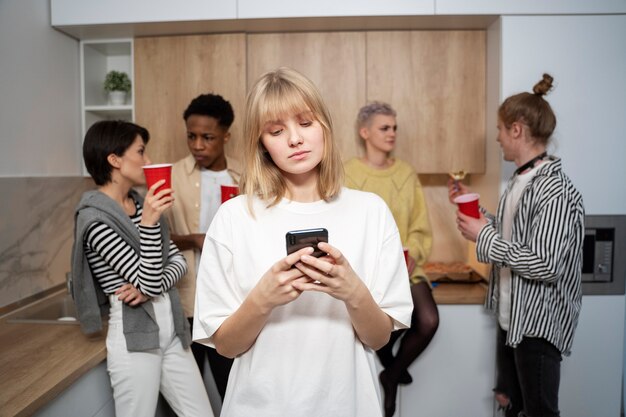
[34,362,115,417]
[394,305,497,417]
[33,360,185,417]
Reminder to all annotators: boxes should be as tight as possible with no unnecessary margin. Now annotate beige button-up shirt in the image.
[166,154,242,317]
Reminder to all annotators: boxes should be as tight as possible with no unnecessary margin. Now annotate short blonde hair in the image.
[240,67,343,209]
[356,101,396,130]
[355,101,397,149]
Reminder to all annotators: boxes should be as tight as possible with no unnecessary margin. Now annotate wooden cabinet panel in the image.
[134,34,246,164]
[135,31,484,171]
[246,32,367,162]
[129,29,479,266]
[366,31,486,173]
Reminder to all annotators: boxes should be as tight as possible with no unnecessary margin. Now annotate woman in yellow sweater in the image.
[344,102,439,417]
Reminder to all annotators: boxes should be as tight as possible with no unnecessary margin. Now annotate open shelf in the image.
[80,39,134,175]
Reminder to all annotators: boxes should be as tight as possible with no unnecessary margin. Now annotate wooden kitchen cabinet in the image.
[133,30,485,173]
[246,31,486,173]
[246,32,367,162]
[134,34,247,165]
[366,31,486,174]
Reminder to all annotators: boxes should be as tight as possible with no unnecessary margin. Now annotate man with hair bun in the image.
[449,74,585,417]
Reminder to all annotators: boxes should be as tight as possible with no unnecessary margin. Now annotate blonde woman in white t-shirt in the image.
[193,67,414,417]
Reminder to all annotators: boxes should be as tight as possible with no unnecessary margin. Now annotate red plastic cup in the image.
[220,185,239,203]
[453,193,480,218]
[143,163,172,195]
[403,248,409,266]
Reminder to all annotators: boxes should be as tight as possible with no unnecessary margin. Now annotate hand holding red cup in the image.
[453,193,480,218]
[143,163,172,196]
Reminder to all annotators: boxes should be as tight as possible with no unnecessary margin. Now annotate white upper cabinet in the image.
[50,0,626,39]
[238,0,434,19]
[51,0,236,26]
[436,0,626,15]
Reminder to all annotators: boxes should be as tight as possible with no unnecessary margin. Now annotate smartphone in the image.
[285,228,329,258]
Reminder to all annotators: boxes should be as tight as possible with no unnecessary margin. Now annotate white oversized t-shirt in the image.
[197,168,235,274]
[193,188,413,417]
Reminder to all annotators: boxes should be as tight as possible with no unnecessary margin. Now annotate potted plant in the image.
[103,70,131,105]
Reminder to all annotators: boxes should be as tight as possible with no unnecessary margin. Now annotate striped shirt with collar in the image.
[84,198,186,298]
[476,156,585,355]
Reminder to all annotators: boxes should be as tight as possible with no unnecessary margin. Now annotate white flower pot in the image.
[108,91,127,106]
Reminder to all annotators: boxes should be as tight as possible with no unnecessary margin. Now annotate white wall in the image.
[499,15,626,215]
[500,15,626,417]
[0,0,81,177]
[562,295,625,417]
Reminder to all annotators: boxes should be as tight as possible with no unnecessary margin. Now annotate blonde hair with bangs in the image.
[240,67,344,211]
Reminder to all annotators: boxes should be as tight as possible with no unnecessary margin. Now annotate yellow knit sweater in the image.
[344,158,432,283]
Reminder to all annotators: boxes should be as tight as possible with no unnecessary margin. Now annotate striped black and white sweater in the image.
[477,157,584,355]
[84,199,186,298]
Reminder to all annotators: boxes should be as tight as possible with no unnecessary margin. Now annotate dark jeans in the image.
[188,317,234,401]
[495,327,562,417]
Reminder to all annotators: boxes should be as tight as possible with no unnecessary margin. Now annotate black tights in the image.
[377,282,439,417]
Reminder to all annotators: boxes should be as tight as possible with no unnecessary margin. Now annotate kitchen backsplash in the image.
[0,176,469,308]
[0,177,95,307]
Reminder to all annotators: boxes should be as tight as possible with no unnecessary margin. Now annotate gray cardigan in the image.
[71,189,190,351]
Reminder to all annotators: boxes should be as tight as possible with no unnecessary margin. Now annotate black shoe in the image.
[379,370,398,417]
[398,369,413,385]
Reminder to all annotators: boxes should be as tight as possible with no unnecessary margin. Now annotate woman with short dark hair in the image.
[72,120,213,417]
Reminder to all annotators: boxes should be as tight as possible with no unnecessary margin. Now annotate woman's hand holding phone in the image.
[250,246,316,312]
[212,246,316,358]
[293,242,393,349]
[292,242,367,304]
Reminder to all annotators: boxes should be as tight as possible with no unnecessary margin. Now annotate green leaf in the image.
[103,70,131,93]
